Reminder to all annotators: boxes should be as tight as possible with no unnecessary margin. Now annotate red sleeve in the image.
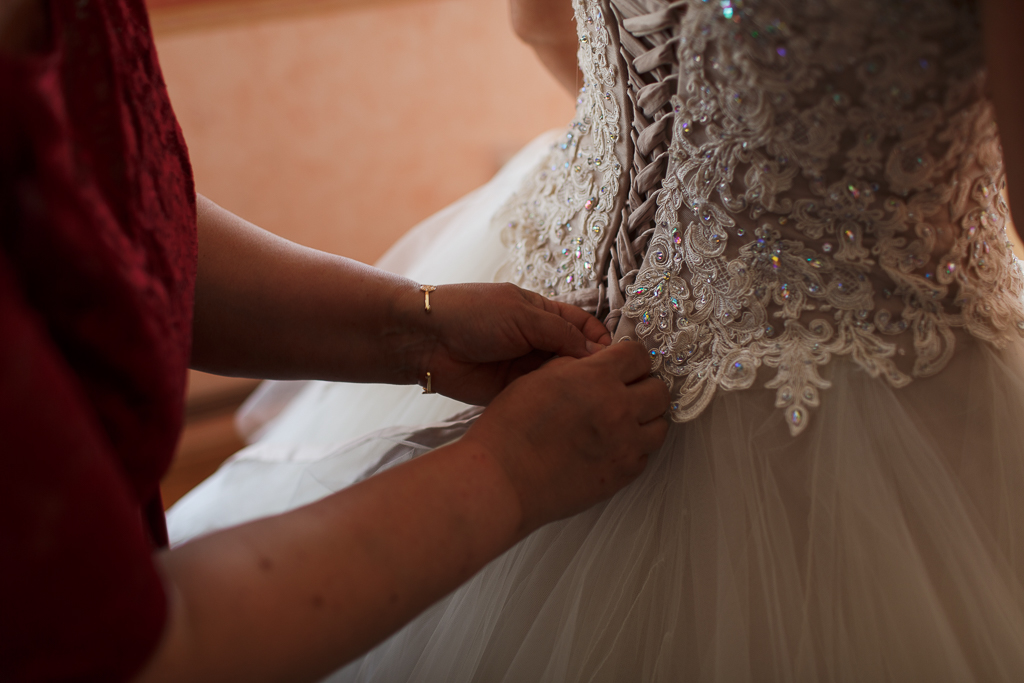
[0,251,167,682]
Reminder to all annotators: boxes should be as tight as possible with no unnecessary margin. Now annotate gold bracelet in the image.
[419,284,437,312]
[419,285,436,395]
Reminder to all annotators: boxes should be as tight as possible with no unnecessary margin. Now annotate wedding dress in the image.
[168,0,1024,679]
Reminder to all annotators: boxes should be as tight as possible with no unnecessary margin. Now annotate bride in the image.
[170,0,1024,679]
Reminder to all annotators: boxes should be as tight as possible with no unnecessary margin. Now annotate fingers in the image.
[631,376,672,424]
[637,419,669,455]
[625,374,670,456]
[504,348,559,382]
[588,341,652,383]
[517,307,595,360]
[519,289,611,355]
[549,300,613,347]
[592,344,670,454]
[611,452,649,487]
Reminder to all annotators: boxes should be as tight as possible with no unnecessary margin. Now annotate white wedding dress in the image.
[169,0,1024,680]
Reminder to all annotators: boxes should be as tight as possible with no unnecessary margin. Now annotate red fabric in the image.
[0,0,197,680]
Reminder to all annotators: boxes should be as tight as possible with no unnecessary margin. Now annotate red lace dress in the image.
[0,0,196,679]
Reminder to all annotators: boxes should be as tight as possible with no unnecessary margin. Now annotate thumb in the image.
[520,309,598,359]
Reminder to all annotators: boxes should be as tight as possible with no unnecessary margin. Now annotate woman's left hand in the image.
[409,283,613,405]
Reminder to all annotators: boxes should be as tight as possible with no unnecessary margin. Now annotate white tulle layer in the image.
[168,131,1024,682]
[328,336,1024,683]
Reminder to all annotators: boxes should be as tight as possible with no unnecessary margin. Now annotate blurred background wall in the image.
[152,0,574,505]
[154,0,573,262]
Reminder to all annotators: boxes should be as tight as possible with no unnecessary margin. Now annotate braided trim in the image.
[606,0,1024,436]
[603,0,687,334]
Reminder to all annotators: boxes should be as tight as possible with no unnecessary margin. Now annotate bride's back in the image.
[499,0,1024,434]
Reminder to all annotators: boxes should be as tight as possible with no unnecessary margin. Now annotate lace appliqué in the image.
[496,0,624,298]
[619,0,1024,435]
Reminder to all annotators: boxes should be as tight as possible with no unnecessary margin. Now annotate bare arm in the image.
[509,0,580,96]
[149,198,673,683]
[191,195,610,404]
[980,0,1024,240]
[144,436,526,683]
[137,342,670,683]
[190,195,421,383]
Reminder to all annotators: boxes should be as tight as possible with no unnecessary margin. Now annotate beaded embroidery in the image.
[504,0,1024,436]
[497,0,625,298]
[621,0,1024,435]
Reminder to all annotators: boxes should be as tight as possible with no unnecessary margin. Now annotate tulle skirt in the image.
[168,131,1024,682]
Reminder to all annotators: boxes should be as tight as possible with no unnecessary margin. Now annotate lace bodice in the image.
[497,0,1024,435]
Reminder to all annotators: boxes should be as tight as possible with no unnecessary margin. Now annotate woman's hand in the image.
[190,197,610,389]
[406,283,613,406]
[143,343,669,683]
[464,340,671,533]
[189,196,617,398]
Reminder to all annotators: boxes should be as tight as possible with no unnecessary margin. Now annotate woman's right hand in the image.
[140,344,668,683]
[463,341,671,535]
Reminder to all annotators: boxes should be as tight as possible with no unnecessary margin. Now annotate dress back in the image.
[498,0,1024,434]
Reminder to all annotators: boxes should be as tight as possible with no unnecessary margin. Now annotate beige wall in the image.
[153,0,574,265]
[152,0,574,470]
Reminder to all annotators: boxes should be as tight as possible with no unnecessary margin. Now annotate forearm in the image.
[141,438,523,683]
[509,0,580,96]
[980,0,1024,239]
[190,195,430,384]
[139,341,668,682]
